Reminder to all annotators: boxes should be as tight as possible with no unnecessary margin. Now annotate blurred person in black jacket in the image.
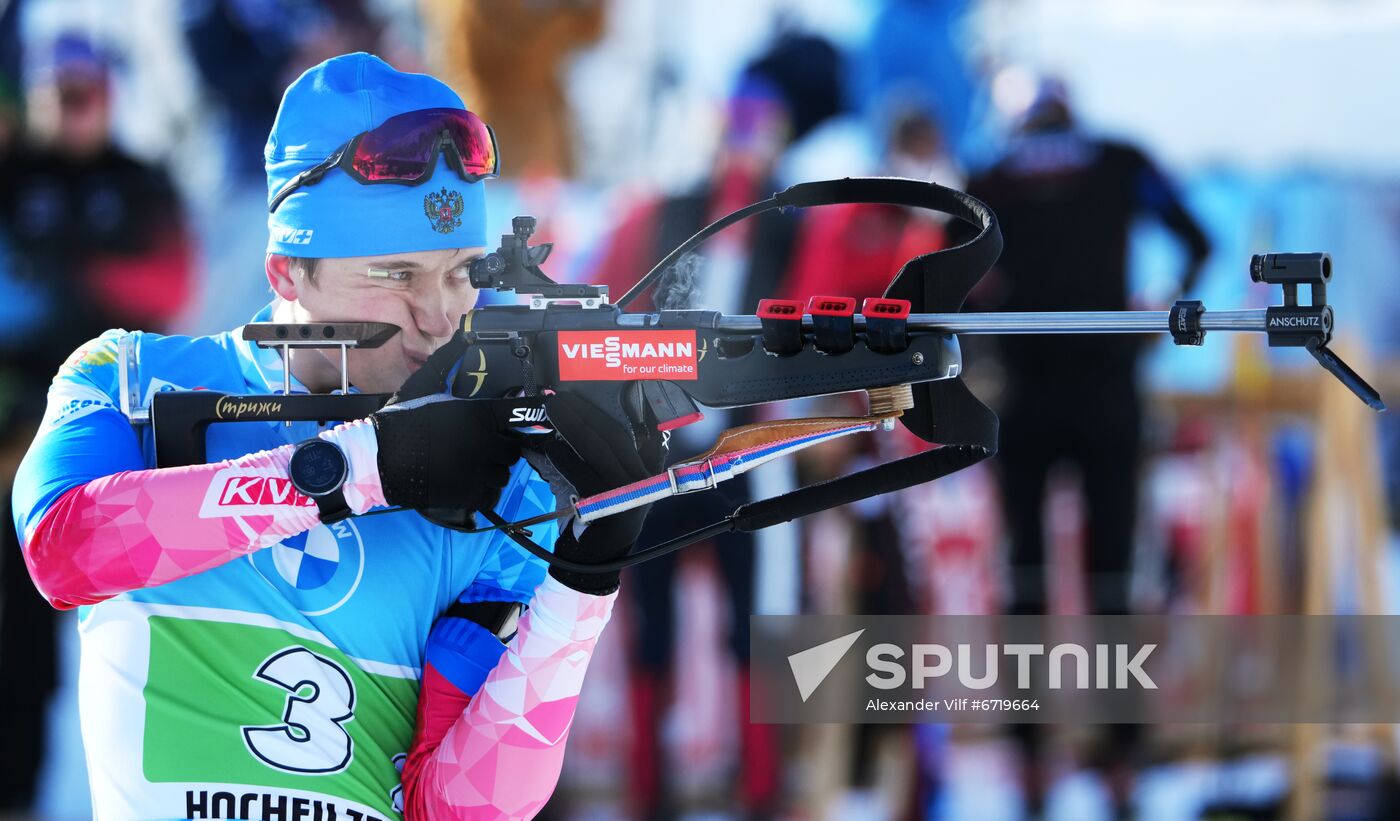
[966,76,1210,818]
[0,33,192,812]
[0,33,193,395]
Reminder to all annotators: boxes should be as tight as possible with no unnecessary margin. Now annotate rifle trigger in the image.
[643,380,704,432]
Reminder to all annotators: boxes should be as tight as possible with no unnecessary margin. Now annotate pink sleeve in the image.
[404,575,616,819]
[22,420,385,609]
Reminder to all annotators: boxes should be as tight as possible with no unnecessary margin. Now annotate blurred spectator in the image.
[180,0,393,333]
[857,0,990,168]
[183,0,385,183]
[183,0,307,183]
[3,32,193,362]
[0,32,193,812]
[585,33,841,818]
[965,74,1211,816]
[780,107,958,303]
[970,72,1210,616]
[421,0,604,179]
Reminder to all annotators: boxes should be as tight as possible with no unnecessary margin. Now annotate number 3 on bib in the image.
[242,647,356,773]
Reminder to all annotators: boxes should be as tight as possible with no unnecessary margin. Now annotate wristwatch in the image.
[289,438,350,523]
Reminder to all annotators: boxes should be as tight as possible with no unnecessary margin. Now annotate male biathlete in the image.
[12,53,655,820]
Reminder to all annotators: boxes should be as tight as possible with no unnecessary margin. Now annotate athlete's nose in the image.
[410,280,456,341]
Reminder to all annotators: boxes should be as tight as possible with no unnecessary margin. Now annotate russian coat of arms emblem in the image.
[423,187,465,234]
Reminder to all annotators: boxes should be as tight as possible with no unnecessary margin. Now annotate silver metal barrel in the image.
[711,309,1270,335]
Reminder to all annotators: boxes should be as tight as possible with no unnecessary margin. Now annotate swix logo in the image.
[557,331,698,381]
[508,406,548,424]
[219,476,312,508]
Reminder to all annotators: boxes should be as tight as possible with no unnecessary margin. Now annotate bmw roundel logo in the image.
[272,529,339,589]
[250,520,364,616]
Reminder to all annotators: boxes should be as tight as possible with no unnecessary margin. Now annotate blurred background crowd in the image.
[1,0,1398,819]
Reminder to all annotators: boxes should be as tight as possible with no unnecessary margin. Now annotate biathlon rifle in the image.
[144,178,1385,575]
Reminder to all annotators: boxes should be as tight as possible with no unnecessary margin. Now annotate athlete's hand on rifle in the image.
[371,395,523,520]
[539,392,667,595]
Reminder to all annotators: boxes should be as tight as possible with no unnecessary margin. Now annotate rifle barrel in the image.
[710,309,1268,335]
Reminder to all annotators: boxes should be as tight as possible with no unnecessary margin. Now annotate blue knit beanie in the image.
[265,53,488,257]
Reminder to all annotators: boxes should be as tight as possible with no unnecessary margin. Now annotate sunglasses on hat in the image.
[268,107,499,214]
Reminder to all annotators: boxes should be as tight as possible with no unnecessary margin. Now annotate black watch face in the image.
[292,440,347,497]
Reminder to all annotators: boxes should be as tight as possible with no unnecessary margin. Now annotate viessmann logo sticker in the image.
[557,331,699,381]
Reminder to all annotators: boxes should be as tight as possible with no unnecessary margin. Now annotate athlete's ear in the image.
[266,254,298,301]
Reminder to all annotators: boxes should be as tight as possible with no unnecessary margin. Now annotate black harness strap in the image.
[619,177,1002,315]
